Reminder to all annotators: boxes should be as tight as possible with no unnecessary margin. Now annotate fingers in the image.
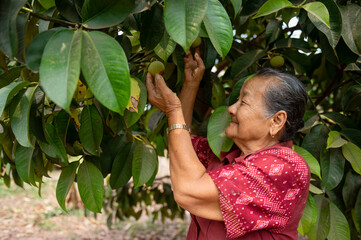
[194,50,205,70]
[154,74,169,94]
[184,51,194,69]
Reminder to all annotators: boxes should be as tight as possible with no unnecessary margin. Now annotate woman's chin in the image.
[225,127,233,138]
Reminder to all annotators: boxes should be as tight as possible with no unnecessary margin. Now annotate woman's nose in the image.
[227,103,236,116]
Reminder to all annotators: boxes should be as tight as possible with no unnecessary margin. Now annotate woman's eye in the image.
[241,101,246,105]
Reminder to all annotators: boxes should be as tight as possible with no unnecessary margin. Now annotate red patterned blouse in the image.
[187,136,310,240]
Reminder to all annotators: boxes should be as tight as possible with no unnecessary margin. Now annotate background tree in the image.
[0,0,361,239]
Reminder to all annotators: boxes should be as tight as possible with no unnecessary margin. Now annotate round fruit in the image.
[270,56,285,68]
[192,37,202,48]
[148,61,165,77]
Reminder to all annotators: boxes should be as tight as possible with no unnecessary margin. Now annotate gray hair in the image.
[255,68,308,142]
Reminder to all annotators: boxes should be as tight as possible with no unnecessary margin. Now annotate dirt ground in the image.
[0,170,189,240]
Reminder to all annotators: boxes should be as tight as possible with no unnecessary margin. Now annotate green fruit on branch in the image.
[270,56,285,68]
[148,61,165,77]
[192,37,202,48]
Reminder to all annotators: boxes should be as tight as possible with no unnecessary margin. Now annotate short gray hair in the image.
[255,68,308,142]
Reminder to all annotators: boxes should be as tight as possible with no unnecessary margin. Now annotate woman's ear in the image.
[269,110,287,138]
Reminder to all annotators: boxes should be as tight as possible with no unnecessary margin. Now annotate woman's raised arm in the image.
[179,50,205,128]
[146,73,223,221]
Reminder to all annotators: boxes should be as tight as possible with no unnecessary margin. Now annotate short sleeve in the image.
[191,136,212,169]
[208,147,310,239]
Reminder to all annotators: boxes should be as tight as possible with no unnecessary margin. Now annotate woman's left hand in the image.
[146,73,182,117]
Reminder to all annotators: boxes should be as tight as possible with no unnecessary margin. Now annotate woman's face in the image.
[225,76,273,145]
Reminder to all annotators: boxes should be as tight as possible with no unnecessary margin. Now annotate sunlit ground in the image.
[0,170,188,240]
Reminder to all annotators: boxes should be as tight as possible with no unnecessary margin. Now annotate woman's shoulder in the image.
[249,142,310,171]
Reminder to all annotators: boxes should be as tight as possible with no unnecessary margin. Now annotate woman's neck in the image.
[235,139,280,156]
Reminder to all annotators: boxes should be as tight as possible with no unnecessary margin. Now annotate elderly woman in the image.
[146,51,310,240]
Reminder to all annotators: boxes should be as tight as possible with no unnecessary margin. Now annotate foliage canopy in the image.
[1,0,361,239]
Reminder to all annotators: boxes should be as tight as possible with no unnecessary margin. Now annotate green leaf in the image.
[322,112,357,129]
[77,161,104,213]
[282,50,314,74]
[140,4,164,51]
[339,4,361,56]
[308,195,330,240]
[0,50,6,71]
[110,142,133,189]
[211,81,226,108]
[353,189,361,233]
[342,142,361,175]
[9,86,37,148]
[79,105,103,156]
[38,0,55,9]
[301,124,329,159]
[293,145,321,179]
[341,85,361,112]
[44,123,68,164]
[0,0,27,57]
[231,0,242,18]
[327,131,348,149]
[340,128,361,149]
[203,38,218,69]
[231,49,266,79]
[56,162,78,211]
[320,148,345,191]
[81,30,130,115]
[309,184,324,195]
[34,150,50,178]
[132,0,157,14]
[164,0,208,53]
[273,38,310,52]
[253,0,293,18]
[39,29,82,112]
[82,0,135,29]
[302,2,330,28]
[0,66,22,88]
[203,0,233,58]
[342,170,361,209]
[265,19,282,45]
[154,31,176,62]
[25,28,64,72]
[55,0,81,23]
[298,194,317,236]
[328,201,350,240]
[54,109,70,143]
[15,143,36,185]
[99,136,127,177]
[12,169,24,188]
[207,106,234,159]
[14,13,27,64]
[0,81,30,117]
[124,78,147,128]
[229,74,253,105]
[132,142,158,188]
[307,0,341,48]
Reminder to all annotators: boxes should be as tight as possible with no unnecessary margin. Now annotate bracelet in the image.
[166,124,191,134]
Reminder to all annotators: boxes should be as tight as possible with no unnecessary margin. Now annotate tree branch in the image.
[21,7,80,28]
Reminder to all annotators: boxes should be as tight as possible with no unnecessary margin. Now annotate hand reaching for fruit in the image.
[146,73,182,118]
[183,49,205,88]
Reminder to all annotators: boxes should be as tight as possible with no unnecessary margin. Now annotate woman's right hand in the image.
[183,49,205,88]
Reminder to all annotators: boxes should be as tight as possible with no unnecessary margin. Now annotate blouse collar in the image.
[220,141,293,164]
